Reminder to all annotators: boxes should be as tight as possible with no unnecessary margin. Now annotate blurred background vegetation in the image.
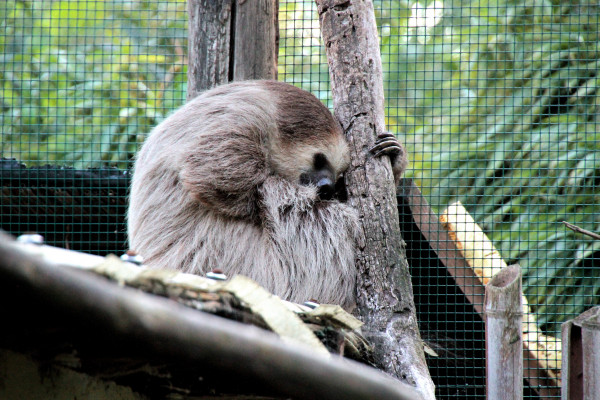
[1,0,188,168]
[1,0,599,334]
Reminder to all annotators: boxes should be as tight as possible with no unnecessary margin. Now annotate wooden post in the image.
[485,264,523,400]
[562,320,584,400]
[562,307,600,400]
[187,0,232,99]
[187,0,278,100]
[581,313,600,400]
[231,0,278,82]
[315,1,435,399]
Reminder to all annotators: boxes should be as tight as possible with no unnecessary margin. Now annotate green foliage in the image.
[399,0,600,332]
[278,1,333,104]
[1,0,188,168]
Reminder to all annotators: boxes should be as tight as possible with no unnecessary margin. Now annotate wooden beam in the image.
[398,179,486,314]
[0,230,422,400]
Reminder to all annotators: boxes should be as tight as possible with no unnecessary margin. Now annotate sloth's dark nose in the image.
[317,177,335,200]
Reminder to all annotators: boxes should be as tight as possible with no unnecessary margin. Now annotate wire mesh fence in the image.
[1,0,599,398]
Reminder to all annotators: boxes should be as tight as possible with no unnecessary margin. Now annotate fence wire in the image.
[2,1,599,399]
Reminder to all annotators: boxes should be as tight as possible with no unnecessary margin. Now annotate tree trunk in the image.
[187,0,278,100]
[232,0,278,82]
[315,1,435,398]
[187,0,233,100]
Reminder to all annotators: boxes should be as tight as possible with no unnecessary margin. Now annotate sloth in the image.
[128,80,407,309]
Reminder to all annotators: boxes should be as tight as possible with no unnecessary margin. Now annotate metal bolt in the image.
[303,300,320,309]
[120,250,144,266]
[206,269,227,281]
[16,233,44,245]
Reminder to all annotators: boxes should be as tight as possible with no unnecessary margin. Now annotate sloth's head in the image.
[263,81,350,201]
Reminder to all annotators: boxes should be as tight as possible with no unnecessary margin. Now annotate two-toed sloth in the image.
[128,80,407,310]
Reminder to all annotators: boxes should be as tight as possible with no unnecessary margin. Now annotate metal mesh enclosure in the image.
[2,1,599,398]
[1,0,187,254]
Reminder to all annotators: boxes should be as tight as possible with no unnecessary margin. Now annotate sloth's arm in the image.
[370,132,409,185]
[179,131,268,220]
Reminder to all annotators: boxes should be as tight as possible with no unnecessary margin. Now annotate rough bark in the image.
[233,0,278,82]
[315,1,435,398]
[485,265,523,400]
[187,0,233,100]
[187,0,277,100]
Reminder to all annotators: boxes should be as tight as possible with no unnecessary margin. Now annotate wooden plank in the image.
[439,202,508,286]
[398,179,486,315]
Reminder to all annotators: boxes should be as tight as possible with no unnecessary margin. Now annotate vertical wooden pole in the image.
[485,264,523,400]
[187,0,278,100]
[581,313,600,400]
[233,0,278,82]
[562,320,584,400]
[561,306,600,400]
[187,0,233,100]
[314,1,435,399]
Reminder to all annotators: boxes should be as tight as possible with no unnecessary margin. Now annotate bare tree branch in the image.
[563,221,600,240]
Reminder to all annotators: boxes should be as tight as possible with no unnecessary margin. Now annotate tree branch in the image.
[563,221,600,240]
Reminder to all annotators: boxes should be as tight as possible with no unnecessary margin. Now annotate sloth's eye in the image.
[313,153,328,169]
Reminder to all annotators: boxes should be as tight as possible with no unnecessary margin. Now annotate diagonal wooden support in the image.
[399,179,560,399]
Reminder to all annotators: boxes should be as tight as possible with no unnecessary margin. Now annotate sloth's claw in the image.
[370,132,402,159]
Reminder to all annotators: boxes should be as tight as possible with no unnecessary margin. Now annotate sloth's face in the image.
[299,145,348,202]
[269,128,350,202]
[299,153,336,200]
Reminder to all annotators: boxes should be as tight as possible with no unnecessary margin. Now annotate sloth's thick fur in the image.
[128,80,406,309]
[129,81,358,308]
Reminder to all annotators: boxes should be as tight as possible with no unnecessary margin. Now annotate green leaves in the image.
[280,1,600,332]
[400,0,600,333]
[1,0,187,169]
